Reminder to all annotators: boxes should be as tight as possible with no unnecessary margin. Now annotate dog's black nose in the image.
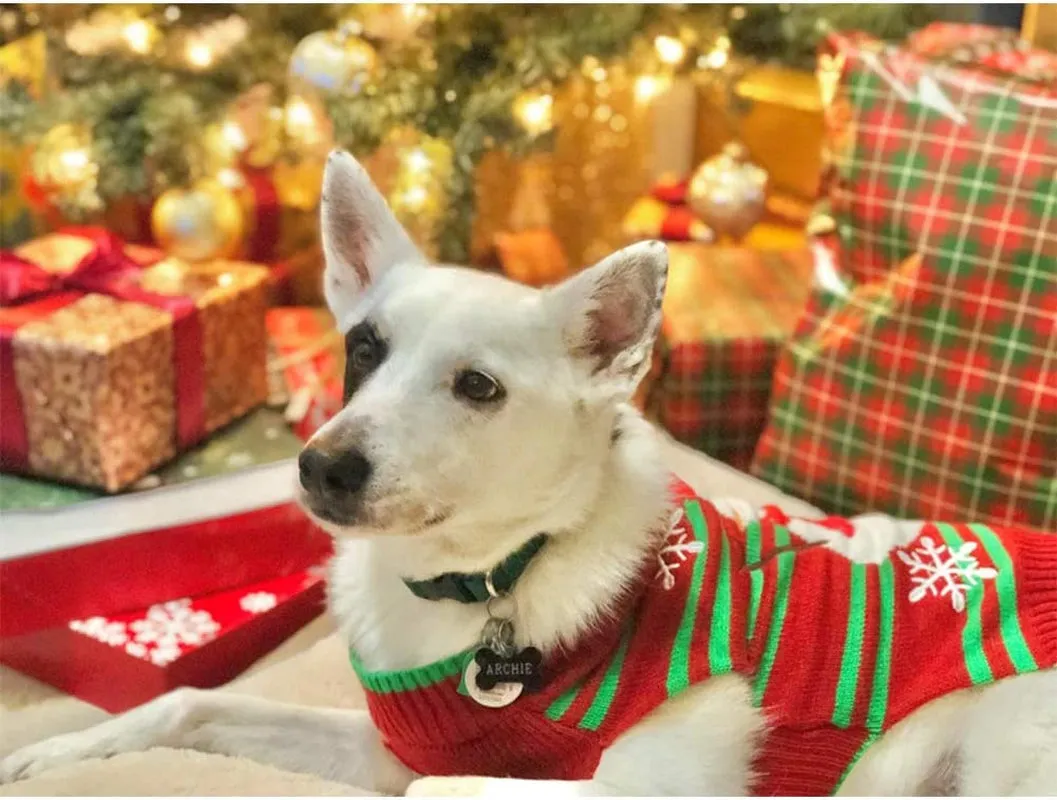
[298,447,372,496]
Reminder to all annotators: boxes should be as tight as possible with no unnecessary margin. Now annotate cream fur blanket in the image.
[0,438,819,796]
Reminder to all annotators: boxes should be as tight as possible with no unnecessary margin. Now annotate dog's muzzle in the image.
[298,445,372,523]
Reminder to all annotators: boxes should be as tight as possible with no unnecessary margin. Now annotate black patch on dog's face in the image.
[344,321,387,402]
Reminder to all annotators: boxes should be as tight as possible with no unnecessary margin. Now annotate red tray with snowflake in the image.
[0,569,326,712]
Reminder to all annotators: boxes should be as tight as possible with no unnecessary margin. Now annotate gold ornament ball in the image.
[151,179,244,262]
[288,27,377,95]
[688,142,768,241]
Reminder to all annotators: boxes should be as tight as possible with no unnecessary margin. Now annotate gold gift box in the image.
[695,65,824,202]
[6,235,271,491]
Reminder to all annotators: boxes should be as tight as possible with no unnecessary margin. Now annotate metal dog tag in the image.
[463,657,523,708]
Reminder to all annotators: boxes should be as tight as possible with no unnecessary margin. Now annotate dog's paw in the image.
[0,731,115,784]
[406,775,493,797]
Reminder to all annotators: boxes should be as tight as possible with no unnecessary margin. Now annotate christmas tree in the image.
[0,3,972,261]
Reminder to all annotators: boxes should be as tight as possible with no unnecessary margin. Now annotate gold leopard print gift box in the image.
[0,228,269,492]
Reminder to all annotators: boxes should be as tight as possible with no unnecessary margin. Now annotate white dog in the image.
[3,151,1055,797]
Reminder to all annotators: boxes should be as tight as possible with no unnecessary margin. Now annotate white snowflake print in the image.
[125,642,148,660]
[897,536,998,613]
[129,599,220,648]
[69,616,129,647]
[239,591,278,614]
[655,507,704,590]
[148,640,182,666]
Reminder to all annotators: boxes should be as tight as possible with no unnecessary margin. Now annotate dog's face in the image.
[297,151,667,548]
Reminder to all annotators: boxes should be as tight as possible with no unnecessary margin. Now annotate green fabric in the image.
[545,681,581,722]
[936,523,994,685]
[866,561,895,732]
[832,564,868,728]
[746,522,764,640]
[579,626,634,731]
[666,499,709,697]
[970,523,1038,673]
[349,647,472,695]
[707,531,734,675]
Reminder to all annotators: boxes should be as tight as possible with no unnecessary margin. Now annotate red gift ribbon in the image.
[0,226,207,471]
[240,163,281,263]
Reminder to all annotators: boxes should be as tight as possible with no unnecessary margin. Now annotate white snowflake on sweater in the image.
[69,617,129,647]
[239,591,278,614]
[897,536,998,613]
[129,599,220,648]
[655,507,704,590]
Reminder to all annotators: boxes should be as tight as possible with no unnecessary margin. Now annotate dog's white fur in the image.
[3,152,1055,796]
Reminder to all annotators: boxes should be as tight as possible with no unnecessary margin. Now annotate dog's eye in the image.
[453,369,504,404]
[344,323,386,401]
[349,338,381,371]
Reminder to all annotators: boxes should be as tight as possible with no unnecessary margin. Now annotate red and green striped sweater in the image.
[352,479,1057,795]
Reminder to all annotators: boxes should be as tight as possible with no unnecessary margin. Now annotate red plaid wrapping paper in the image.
[753,31,1057,527]
[643,246,812,470]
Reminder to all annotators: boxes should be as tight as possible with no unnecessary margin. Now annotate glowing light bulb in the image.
[516,92,553,135]
[634,74,667,103]
[59,148,90,173]
[401,185,428,211]
[286,97,315,128]
[654,35,686,66]
[404,148,431,173]
[187,40,214,68]
[123,20,153,54]
[705,48,729,69]
[221,121,247,151]
[217,167,244,190]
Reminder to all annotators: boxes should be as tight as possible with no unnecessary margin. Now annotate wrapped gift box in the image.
[0,569,326,712]
[266,308,345,440]
[0,228,270,491]
[237,161,321,265]
[642,245,813,470]
[0,409,331,637]
[753,30,1057,528]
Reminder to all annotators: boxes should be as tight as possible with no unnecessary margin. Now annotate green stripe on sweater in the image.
[545,680,582,721]
[752,524,793,706]
[937,523,993,685]
[579,627,633,731]
[866,561,894,732]
[708,532,734,675]
[666,500,709,697]
[969,523,1037,673]
[832,564,868,727]
[746,522,764,641]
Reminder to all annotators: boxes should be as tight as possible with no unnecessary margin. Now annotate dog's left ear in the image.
[320,150,424,323]
[545,240,668,398]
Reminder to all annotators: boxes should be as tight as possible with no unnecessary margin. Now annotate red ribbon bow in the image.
[0,227,207,478]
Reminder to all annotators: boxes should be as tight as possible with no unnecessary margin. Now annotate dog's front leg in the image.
[0,687,415,793]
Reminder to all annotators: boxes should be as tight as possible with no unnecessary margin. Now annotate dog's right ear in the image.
[321,150,424,323]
